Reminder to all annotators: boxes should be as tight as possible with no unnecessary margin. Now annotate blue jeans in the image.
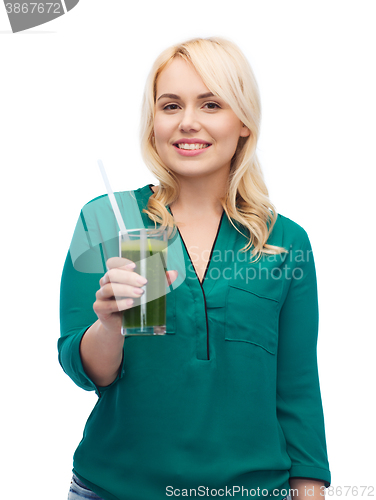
[67,474,290,499]
[67,474,105,499]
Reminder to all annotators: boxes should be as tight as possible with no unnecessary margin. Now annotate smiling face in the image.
[153,57,250,181]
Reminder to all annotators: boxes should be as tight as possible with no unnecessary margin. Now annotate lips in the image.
[173,138,212,145]
[172,144,212,156]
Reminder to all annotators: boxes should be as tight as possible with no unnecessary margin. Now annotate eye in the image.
[204,102,221,110]
[163,104,179,111]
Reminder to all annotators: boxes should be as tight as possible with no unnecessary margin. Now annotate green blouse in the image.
[59,184,331,499]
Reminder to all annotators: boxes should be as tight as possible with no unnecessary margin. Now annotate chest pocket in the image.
[224,281,279,355]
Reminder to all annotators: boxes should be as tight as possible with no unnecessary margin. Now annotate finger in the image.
[101,268,147,287]
[99,282,146,300]
[94,297,134,315]
[166,270,178,286]
[114,298,135,312]
[106,257,136,271]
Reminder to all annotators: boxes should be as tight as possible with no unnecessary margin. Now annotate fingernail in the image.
[137,277,148,285]
[126,262,136,269]
[127,299,134,306]
[134,287,144,295]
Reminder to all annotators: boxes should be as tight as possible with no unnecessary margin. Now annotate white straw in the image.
[139,228,147,331]
[97,159,129,240]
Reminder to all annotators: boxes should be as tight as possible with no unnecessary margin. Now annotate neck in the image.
[169,171,229,218]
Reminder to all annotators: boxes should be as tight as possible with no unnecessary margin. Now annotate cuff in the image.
[78,327,125,397]
[289,465,331,488]
[58,326,124,398]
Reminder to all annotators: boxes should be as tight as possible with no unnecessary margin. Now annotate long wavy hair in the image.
[139,36,287,262]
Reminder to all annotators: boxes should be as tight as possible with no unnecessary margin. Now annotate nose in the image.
[178,106,201,133]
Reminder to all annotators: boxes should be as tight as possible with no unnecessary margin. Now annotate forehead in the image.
[156,57,208,94]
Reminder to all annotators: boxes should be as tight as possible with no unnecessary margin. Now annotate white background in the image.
[1,1,375,498]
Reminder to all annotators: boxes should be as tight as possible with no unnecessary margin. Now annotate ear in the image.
[240,124,251,138]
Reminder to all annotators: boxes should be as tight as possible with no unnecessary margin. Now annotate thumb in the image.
[166,270,178,286]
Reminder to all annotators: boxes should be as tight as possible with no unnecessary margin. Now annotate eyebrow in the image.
[157,92,216,101]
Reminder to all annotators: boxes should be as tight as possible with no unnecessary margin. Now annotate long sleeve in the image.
[58,202,123,396]
[58,246,103,394]
[276,227,331,487]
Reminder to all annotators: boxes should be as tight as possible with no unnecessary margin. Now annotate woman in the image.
[59,37,331,499]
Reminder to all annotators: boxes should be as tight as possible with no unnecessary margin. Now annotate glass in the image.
[119,227,169,335]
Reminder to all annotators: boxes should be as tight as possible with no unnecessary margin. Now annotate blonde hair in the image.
[139,36,287,262]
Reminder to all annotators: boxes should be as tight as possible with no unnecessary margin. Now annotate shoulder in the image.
[83,193,108,208]
[78,184,153,230]
[271,212,312,250]
[277,213,309,240]
[81,184,153,211]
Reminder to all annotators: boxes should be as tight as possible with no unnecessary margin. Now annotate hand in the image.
[93,257,178,335]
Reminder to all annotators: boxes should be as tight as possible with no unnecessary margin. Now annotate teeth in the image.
[177,143,210,150]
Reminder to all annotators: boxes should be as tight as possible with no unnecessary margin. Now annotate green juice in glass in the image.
[120,237,168,335]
